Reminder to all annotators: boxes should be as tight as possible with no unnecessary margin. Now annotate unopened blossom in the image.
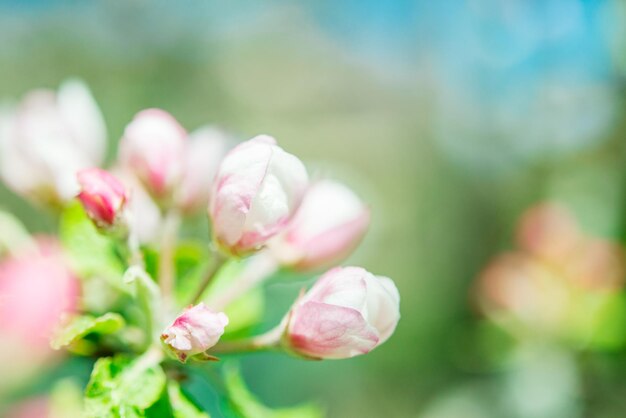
[176,126,230,213]
[77,168,128,230]
[209,135,308,255]
[118,109,186,202]
[476,252,570,329]
[285,266,400,359]
[564,239,625,291]
[0,239,79,389]
[161,303,229,362]
[269,180,370,271]
[112,169,162,244]
[516,203,582,263]
[0,79,106,205]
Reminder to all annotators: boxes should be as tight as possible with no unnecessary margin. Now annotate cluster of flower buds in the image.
[161,134,399,360]
[0,79,400,366]
[476,203,625,339]
[118,109,231,212]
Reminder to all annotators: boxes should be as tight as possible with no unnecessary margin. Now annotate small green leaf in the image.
[168,381,210,418]
[224,363,323,418]
[84,352,166,418]
[60,202,126,291]
[51,313,126,350]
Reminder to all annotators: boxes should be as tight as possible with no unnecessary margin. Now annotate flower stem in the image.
[211,324,284,354]
[158,210,181,305]
[190,250,227,305]
[127,226,144,268]
[206,252,278,311]
[124,345,164,381]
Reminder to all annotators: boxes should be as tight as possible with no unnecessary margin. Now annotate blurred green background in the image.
[2,1,626,417]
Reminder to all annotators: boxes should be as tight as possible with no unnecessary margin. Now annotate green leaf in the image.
[84,352,166,418]
[51,313,126,350]
[224,364,324,418]
[168,381,210,418]
[60,202,126,291]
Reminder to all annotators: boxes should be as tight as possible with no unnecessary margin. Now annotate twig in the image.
[206,252,278,311]
[158,210,181,304]
[189,251,227,305]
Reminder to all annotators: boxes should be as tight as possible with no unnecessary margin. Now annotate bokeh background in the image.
[2,1,626,417]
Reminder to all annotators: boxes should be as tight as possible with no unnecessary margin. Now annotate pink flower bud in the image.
[118,109,186,201]
[0,239,79,388]
[269,180,370,271]
[77,168,128,230]
[112,169,162,244]
[0,239,79,348]
[209,135,309,255]
[0,80,106,205]
[285,266,400,359]
[161,303,229,362]
[176,126,231,213]
[516,203,581,263]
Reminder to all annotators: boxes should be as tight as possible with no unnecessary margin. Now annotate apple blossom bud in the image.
[209,135,308,255]
[161,303,229,362]
[77,168,128,231]
[269,180,370,271]
[176,126,230,213]
[118,109,186,202]
[112,169,162,244]
[0,80,106,205]
[285,266,400,359]
[475,252,566,327]
[516,203,581,263]
[564,239,625,291]
[0,238,79,389]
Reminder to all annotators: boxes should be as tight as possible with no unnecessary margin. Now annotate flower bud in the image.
[476,252,568,328]
[77,168,128,231]
[0,80,106,205]
[285,266,400,359]
[0,239,79,348]
[118,109,186,202]
[0,239,79,389]
[269,180,370,271]
[176,126,230,213]
[112,169,162,244]
[161,303,229,362]
[209,135,308,255]
[516,203,581,263]
[564,239,625,291]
